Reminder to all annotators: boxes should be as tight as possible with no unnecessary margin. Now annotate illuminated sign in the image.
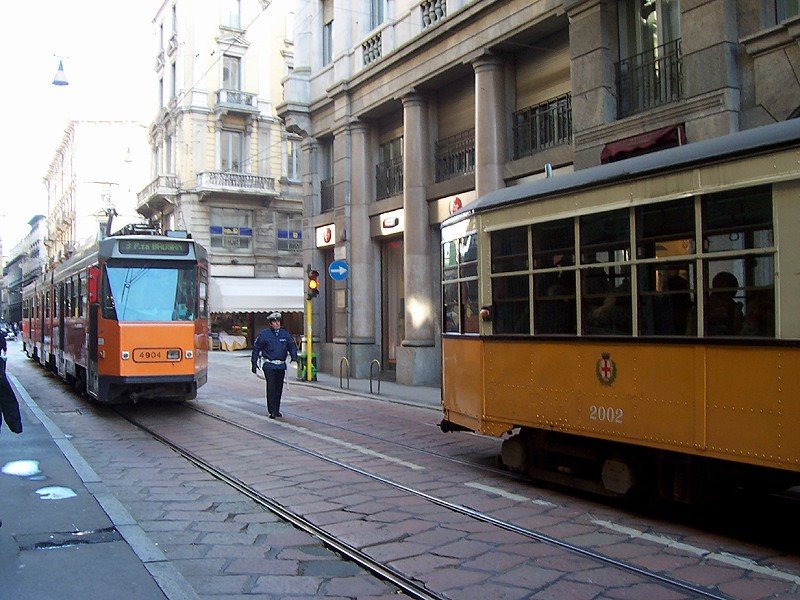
[118,239,190,256]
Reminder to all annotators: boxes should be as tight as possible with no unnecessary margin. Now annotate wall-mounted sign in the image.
[315,224,336,248]
[379,209,404,236]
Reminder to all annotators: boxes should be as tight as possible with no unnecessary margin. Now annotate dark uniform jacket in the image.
[251,327,299,371]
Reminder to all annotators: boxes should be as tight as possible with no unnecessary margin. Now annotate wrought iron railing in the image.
[512,94,572,160]
[617,38,682,118]
[376,156,403,200]
[320,177,335,212]
[435,129,475,183]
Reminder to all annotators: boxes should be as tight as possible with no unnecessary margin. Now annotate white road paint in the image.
[216,401,425,471]
[465,481,557,506]
[593,519,800,585]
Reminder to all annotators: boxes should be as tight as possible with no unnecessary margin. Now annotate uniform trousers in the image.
[263,367,286,416]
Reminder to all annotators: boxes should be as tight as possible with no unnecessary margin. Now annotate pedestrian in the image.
[251,312,298,418]
[0,347,23,435]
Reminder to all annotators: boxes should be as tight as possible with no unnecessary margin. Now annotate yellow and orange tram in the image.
[440,119,800,501]
[22,227,209,404]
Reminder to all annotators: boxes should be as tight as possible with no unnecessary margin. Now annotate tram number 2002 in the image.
[589,405,624,424]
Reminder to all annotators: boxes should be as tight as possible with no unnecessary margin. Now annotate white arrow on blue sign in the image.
[328,260,350,281]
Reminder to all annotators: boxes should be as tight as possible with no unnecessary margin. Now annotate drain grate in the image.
[16,526,122,551]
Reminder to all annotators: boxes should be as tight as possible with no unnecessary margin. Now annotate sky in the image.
[0,0,162,251]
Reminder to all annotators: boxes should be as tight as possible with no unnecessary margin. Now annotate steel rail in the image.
[114,410,444,600]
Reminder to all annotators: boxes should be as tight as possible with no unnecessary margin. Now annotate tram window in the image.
[462,279,480,334]
[581,266,632,335]
[534,270,576,334]
[533,219,574,268]
[492,275,530,334]
[638,263,696,336]
[702,187,773,253]
[636,198,694,258]
[491,227,528,273]
[443,282,460,333]
[580,209,630,264]
[704,256,774,337]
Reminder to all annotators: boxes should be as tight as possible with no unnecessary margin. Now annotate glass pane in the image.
[581,266,632,335]
[636,198,694,258]
[704,256,774,337]
[580,209,630,264]
[491,227,528,273]
[702,186,772,253]
[638,263,695,335]
[104,264,196,322]
[534,271,576,334]
[462,280,480,334]
[492,275,529,334]
[443,282,460,333]
[533,218,574,268]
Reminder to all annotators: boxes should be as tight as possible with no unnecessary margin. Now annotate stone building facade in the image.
[277,0,800,385]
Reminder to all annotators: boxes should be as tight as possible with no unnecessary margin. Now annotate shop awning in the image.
[209,277,304,314]
[600,124,686,164]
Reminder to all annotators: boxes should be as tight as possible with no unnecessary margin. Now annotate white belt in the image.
[264,359,284,365]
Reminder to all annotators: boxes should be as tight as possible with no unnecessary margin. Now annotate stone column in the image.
[399,92,438,385]
[473,54,507,198]
[348,121,375,347]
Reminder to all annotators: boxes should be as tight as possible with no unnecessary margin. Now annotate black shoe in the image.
[275,412,282,418]
[268,414,276,419]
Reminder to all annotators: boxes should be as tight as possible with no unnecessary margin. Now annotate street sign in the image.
[328,260,350,281]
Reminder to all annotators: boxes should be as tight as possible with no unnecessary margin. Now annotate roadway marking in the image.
[216,401,425,471]
[465,482,557,507]
[593,519,800,585]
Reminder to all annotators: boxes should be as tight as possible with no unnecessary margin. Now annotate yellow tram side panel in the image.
[97,320,197,377]
[443,338,800,473]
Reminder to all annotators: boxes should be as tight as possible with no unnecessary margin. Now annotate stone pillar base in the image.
[395,345,441,387]
[331,341,380,379]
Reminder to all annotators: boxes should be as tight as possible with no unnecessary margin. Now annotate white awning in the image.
[209,277,304,314]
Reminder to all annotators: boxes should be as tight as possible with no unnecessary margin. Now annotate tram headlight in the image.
[185,350,194,359]
[121,351,130,360]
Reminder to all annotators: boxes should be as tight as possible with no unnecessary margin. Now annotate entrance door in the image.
[381,238,404,371]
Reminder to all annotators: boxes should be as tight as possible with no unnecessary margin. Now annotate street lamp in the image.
[52,60,68,86]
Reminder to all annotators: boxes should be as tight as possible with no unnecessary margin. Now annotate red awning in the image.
[601,124,687,164]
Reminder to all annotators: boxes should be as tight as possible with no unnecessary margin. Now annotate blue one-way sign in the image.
[328,260,350,281]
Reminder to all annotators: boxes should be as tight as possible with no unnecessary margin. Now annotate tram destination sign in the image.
[118,239,191,256]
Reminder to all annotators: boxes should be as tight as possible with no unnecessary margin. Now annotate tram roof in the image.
[452,118,800,222]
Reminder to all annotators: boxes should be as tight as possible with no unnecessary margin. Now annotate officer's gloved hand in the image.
[251,365,257,374]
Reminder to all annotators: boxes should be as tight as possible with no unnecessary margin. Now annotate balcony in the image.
[137,175,178,214]
[376,156,403,200]
[196,171,277,199]
[512,94,572,160]
[435,129,475,183]
[214,89,259,117]
[617,39,682,118]
[421,0,446,29]
[362,31,382,66]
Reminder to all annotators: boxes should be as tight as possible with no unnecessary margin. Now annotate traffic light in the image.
[307,269,320,300]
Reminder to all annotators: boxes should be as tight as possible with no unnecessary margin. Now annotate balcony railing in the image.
[362,31,382,66]
[512,94,572,160]
[376,156,403,200]
[320,177,334,212]
[196,171,277,195]
[435,129,475,183]
[421,0,446,29]
[617,38,682,118]
[137,175,178,207]
[215,89,258,114]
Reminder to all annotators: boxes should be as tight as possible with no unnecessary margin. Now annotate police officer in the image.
[251,312,298,418]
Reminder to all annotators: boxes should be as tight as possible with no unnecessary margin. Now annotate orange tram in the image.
[22,227,209,404]
[440,119,800,502]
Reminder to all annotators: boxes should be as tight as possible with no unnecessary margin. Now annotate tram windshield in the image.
[102,262,196,322]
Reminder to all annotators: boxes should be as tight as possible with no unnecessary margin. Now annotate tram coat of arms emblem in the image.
[596,352,617,386]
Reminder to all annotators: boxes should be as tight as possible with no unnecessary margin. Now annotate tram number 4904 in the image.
[589,405,624,424]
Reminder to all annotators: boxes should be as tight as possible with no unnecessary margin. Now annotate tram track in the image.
[115,403,738,600]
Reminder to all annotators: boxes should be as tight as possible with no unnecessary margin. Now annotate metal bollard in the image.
[339,356,350,390]
[369,359,381,394]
